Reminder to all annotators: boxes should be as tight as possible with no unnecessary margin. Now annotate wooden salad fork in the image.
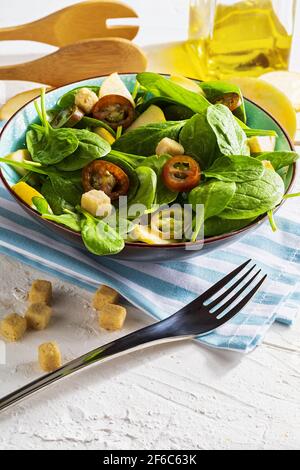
[0,1,139,46]
[0,260,267,414]
[0,38,147,87]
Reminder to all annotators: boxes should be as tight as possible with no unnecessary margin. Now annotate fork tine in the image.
[207,264,256,310]
[193,259,252,305]
[215,274,268,327]
[212,269,262,316]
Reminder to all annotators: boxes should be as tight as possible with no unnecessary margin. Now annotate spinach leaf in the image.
[49,174,82,207]
[179,113,217,169]
[137,72,210,114]
[200,80,246,123]
[207,105,250,157]
[76,116,116,136]
[42,213,81,232]
[128,167,157,218]
[57,86,100,109]
[104,153,140,201]
[26,125,79,165]
[56,129,111,171]
[0,157,49,176]
[204,155,264,182]
[189,180,236,241]
[204,216,256,237]
[255,151,299,170]
[81,211,124,256]
[137,154,178,205]
[113,121,186,156]
[41,179,71,215]
[219,169,285,220]
[109,150,146,168]
[189,180,236,220]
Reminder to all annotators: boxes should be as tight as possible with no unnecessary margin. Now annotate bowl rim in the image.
[0,73,297,250]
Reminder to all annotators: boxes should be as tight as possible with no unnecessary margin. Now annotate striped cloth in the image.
[0,122,299,353]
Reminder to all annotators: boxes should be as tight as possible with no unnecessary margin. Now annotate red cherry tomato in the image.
[162,156,201,192]
[82,160,130,200]
[92,95,135,130]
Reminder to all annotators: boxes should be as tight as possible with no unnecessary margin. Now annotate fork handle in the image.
[0,317,190,414]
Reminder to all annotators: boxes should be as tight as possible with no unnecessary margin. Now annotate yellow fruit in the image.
[12,182,45,208]
[260,71,300,112]
[94,127,116,145]
[247,136,276,154]
[227,76,297,140]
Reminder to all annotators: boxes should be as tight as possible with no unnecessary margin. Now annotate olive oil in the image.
[186,0,295,80]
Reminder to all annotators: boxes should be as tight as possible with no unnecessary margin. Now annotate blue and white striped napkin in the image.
[0,122,299,353]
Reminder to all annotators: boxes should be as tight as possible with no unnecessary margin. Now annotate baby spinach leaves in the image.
[137,154,178,206]
[128,167,157,217]
[80,210,124,256]
[204,216,256,237]
[179,113,217,169]
[27,124,79,165]
[219,169,285,220]
[207,105,249,157]
[189,180,236,220]
[189,180,236,241]
[43,212,81,232]
[137,72,210,114]
[204,155,265,182]
[113,121,186,156]
[56,129,110,171]
[49,174,82,207]
[255,151,299,170]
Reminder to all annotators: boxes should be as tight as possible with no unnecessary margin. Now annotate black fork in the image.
[0,260,266,414]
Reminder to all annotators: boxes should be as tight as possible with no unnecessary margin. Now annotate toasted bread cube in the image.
[38,342,62,372]
[25,303,52,331]
[28,280,52,305]
[0,314,27,342]
[93,285,119,310]
[98,304,127,331]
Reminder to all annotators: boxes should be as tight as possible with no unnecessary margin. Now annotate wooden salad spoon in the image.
[0,38,147,87]
[0,1,139,46]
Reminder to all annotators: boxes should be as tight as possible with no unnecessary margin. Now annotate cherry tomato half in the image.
[92,95,135,130]
[82,160,130,200]
[213,92,242,112]
[162,156,201,192]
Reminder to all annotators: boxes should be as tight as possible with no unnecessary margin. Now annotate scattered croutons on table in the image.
[0,313,27,342]
[38,342,62,372]
[98,304,127,331]
[93,285,120,310]
[25,303,52,331]
[28,280,52,305]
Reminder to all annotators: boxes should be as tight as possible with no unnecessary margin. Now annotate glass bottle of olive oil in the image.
[186,0,296,79]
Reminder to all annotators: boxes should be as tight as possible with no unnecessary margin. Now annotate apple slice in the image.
[170,74,204,95]
[99,73,135,107]
[0,87,52,121]
[126,105,166,132]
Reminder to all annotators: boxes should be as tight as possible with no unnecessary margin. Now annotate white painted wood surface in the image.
[0,0,300,450]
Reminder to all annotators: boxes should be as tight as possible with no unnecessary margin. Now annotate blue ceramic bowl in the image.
[0,74,296,262]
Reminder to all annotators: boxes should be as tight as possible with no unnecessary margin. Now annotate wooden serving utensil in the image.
[0,1,139,46]
[0,38,147,87]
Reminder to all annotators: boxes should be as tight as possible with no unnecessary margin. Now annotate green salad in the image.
[1,72,299,256]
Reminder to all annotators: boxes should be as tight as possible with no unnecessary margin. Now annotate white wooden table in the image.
[0,0,300,451]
